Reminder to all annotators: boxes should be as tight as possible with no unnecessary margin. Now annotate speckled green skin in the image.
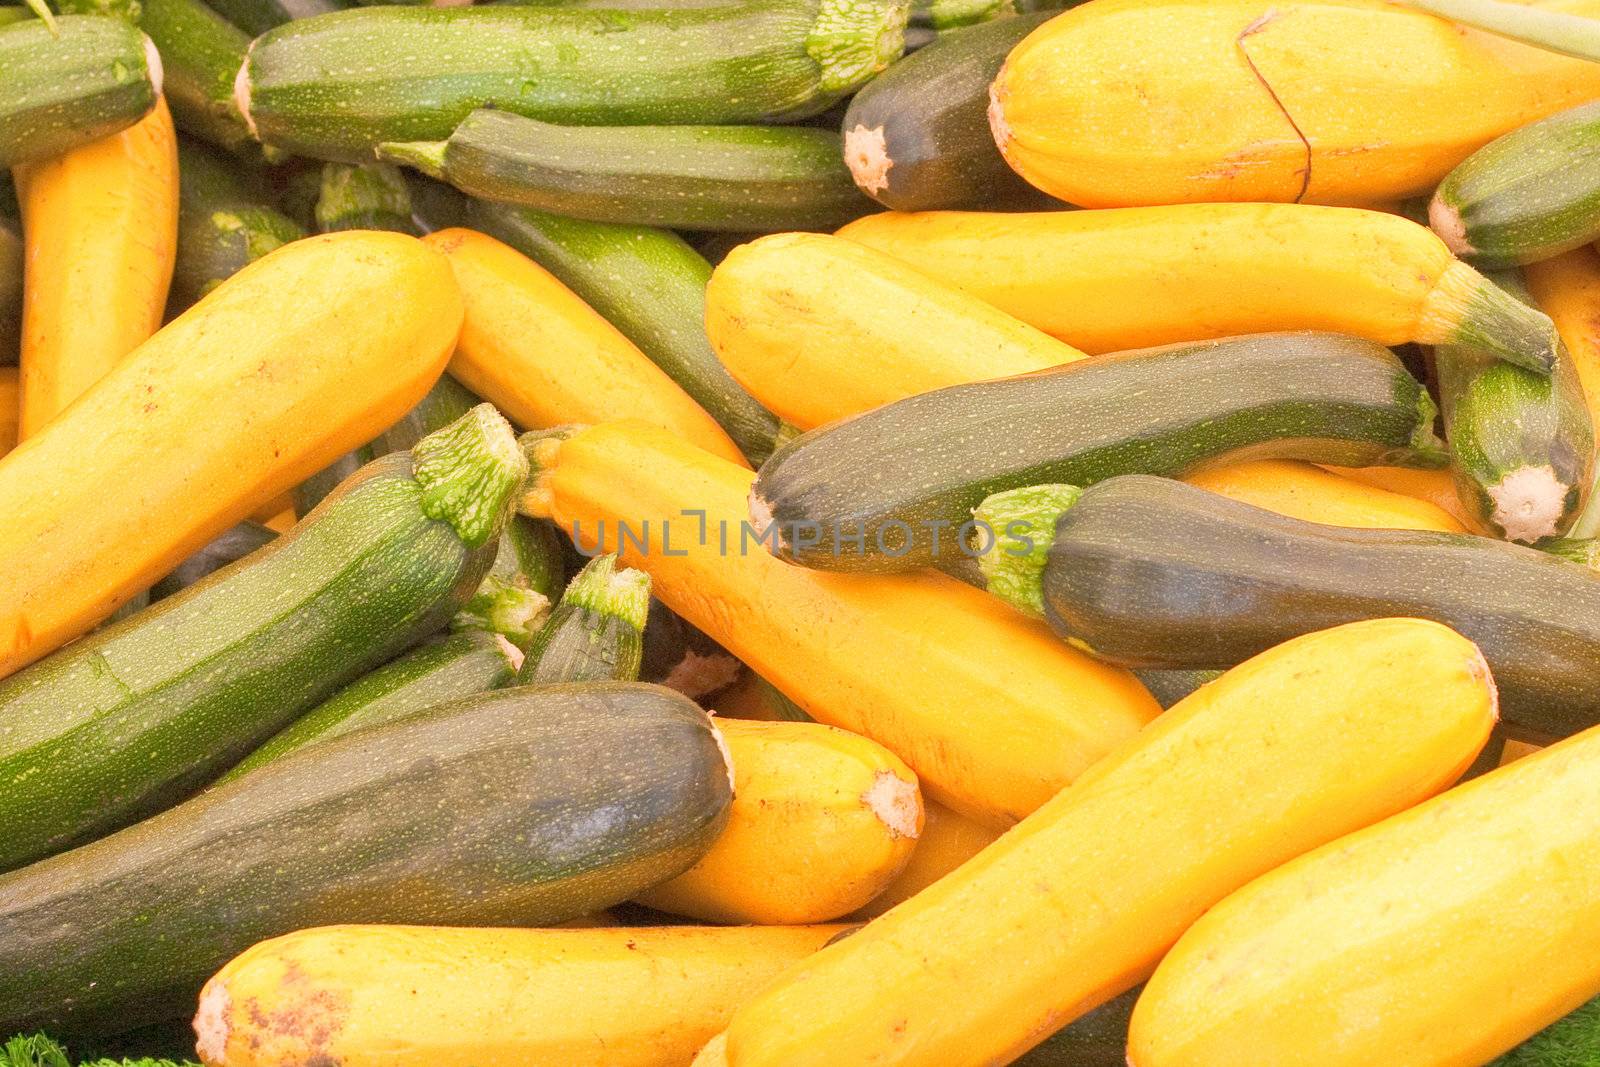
[0,682,733,1035]
[314,161,416,233]
[520,558,648,685]
[148,521,277,600]
[0,453,497,875]
[0,16,157,167]
[169,141,304,313]
[754,332,1447,573]
[1040,475,1600,738]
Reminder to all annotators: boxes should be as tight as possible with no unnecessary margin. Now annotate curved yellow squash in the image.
[1322,465,1475,527]
[700,619,1495,1067]
[636,718,923,924]
[1185,461,1463,533]
[853,799,999,920]
[0,231,462,679]
[1129,719,1600,1067]
[1527,245,1600,430]
[14,99,178,438]
[195,923,847,1067]
[522,421,1159,825]
[990,0,1600,207]
[424,228,745,465]
[0,366,17,460]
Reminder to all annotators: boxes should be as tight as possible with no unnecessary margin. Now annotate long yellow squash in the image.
[836,205,1557,367]
[1184,461,1464,533]
[423,228,745,465]
[196,923,848,1067]
[14,99,178,438]
[635,719,923,924]
[0,365,16,460]
[1322,465,1476,527]
[1129,718,1600,1067]
[696,618,1496,1067]
[0,232,462,679]
[1527,245,1600,430]
[522,421,1159,825]
[988,0,1600,208]
[853,799,999,920]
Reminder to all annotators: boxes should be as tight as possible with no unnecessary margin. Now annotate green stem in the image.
[807,0,910,93]
[374,139,449,182]
[519,554,652,685]
[314,161,418,234]
[412,403,527,549]
[1539,535,1600,571]
[1391,0,1600,62]
[1419,260,1560,375]
[560,553,651,633]
[971,483,1082,617]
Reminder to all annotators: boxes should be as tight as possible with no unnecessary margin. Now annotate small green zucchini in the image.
[313,161,417,234]
[0,681,733,1034]
[202,0,350,36]
[0,406,525,873]
[520,554,650,686]
[467,200,783,464]
[986,474,1600,738]
[0,15,160,167]
[843,12,1059,210]
[380,110,874,232]
[1432,100,1600,269]
[148,521,277,600]
[751,332,1448,573]
[240,1,910,162]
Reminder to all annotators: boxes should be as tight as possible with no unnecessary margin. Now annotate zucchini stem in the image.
[1391,0,1600,62]
[1539,536,1600,572]
[412,403,527,548]
[807,0,911,93]
[560,553,652,633]
[453,579,551,650]
[519,554,652,685]
[375,139,449,182]
[972,483,1082,617]
[315,162,417,234]
[1417,260,1560,374]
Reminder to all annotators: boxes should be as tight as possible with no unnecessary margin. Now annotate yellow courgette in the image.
[0,365,16,460]
[1527,245,1600,432]
[852,799,999,920]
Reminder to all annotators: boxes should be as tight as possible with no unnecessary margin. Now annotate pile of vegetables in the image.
[10,0,1600,1064]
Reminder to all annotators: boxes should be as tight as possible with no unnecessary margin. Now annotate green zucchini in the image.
[313,161,417,234]
[640,597,744,699]
[1012,986,1139,1066]
[467,200,783,464]
[751,332,1448,573]
[989,474,1600,738]
[240,1,910,162]
[0,15,160,167]
[0,406,525,873]
[0,681,733,1034]
[451,517,563,650]
[520,554,650,686]
[147,521,277,601]
[1432,100,1600,268]
[201,0,349,36]
[1490,991,1600,1066]
[380,110,874,232]
[0,211,19,367]
[1131,668,1223,710]
[843,13,1061,210]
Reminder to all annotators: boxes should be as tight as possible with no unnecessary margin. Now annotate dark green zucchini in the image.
[0,210,19,367]
[380,110,873,232]
[0,15,160,167]
[313,160,417,234]
[843,13,1059,210]
[0,681,733,1034]
[0,406,525,873]
[752,332,1448,573]
[520,554,650,685]
[202,0,349,36]
[1490,991,1600,1066]
[240,1,909,162]
[468,200,783,464]
[148,521,277,600]
[1000,473,1600,738]
[1131,668,1223,710]
[1432,100,1600,269]
[640,597,743,699]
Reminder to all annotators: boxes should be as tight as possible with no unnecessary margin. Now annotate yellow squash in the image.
[0,231,462,679]
[1184,461,1464,532]
[196,923,848,1067]
[836,205,1556,367]
[1321,465,1476,527]
[698,619,1496,1067]
[521,421,1159,825]
[1129,718,1600,1067]
[853,799,999,920]
[14,99,178,438]
[1527,245,1600,431]
[988,0,1600,207]
[636,718,923,924]
[424,228,745,465]
[0,365,16,459]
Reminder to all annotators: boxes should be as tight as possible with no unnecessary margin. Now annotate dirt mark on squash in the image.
[1236,9,1312,203]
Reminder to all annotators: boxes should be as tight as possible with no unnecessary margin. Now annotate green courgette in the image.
[1012,986,1139,1066]
[0,406,525,873]
[466,200,783,464]
[751,332,1448,573]
[1130,669,1223,710]
[1432,100,1600,269]
[147,521,276,601]
[380,110,874,232]
[0,681,733,1034]
[640,598,743,699]
[842,13,1059,210]
[1490,991,1600,1066]
[0,15,160,167]
[200,0,348,36]
[313,161,417,234]
[240,1,910,162]
[520,554,650,686]
[983,474,1600,738]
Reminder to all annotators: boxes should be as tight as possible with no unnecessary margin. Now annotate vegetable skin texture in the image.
[1326,464,1476,526]
[194,923,847,1067]
[521,420,1159,826]
[1183,460,1465,532]
[635,718,923,925]
[988,0,1600,208]
[702,618,1496,1067]
[1128,709,1600,1067]
[14,99,178,439]
[423,228,744,464]
[0,231,463,680]
[852,798,998,919]
[0,367,15,459]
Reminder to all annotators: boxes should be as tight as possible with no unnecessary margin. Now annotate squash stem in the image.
[1391,0,1600,62]
[516,426,583,520]
[412,403,527,548]
[520,554,651,685]
[972,483,1082,617]
[375,139,449,182]
[808,0,911,93]
[453,580,551,650]
[559,553,652,633]
[1539,536,1600,571]
[1416,261,1560,374]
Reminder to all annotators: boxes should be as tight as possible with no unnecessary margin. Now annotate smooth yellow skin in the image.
[853,799,999,920]
[1129,720,1600,1067]
[1185,461,1464,532]
[636,719,923,924]
[991,0,1600,207]
[705,233,1085,428]
[526,421,1159,825]
[14,99,178,438]
[425,228,745,465]
[1323,465,1475,526]
[196,923,848,1067]
[1527,246,1600,432]
[0,232,462,679]
[704,619,1496,1067]
[838,205,1474,354]
[0,366,16,460]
